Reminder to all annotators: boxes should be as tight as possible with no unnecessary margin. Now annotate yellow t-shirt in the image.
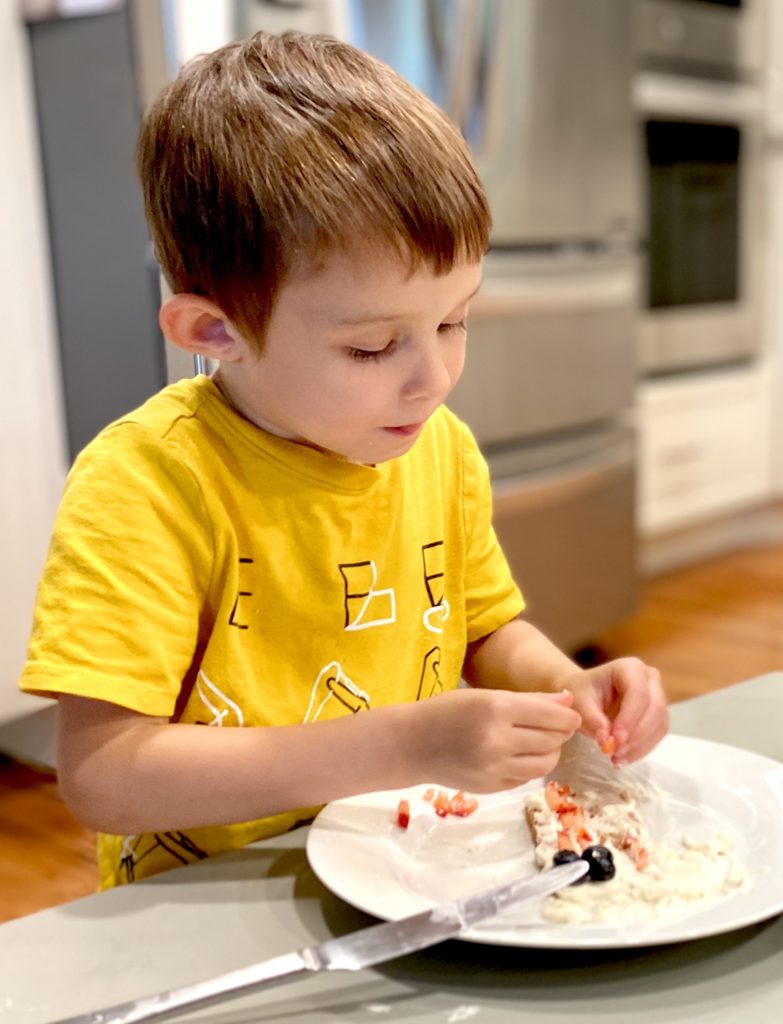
[20,376,524,886]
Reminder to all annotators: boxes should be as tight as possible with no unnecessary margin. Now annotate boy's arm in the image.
[56,685,582,834]
[462,617,669,765]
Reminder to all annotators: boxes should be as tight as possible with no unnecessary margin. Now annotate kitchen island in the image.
[2,674,782,1024]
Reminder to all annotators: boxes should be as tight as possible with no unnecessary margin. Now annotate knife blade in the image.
[50,859,587,1024]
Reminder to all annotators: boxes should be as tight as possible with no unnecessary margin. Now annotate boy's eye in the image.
[347,341,395,363]
[346,336,399,362]
[438,319,467,334]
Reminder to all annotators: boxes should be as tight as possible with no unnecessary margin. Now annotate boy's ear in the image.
[159,294,244,361]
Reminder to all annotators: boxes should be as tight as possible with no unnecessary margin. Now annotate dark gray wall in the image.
[27,7,166,462]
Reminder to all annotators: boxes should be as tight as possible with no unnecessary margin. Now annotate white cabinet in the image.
[638,366,773,535]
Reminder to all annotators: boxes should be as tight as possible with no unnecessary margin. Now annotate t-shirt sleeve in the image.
[460,422,525,643]
[19,425,214,716]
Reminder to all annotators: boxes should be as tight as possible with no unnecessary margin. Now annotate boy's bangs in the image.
[298,192,490,277]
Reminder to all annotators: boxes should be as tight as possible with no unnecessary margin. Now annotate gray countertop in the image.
[2,673,782,1024]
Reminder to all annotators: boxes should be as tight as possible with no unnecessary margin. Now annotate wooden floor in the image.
[2,541,782,924]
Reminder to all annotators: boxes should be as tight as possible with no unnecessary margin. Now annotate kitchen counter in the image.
[2,674,782,1024]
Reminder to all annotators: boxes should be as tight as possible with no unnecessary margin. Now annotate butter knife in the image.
[50,859,587,1024]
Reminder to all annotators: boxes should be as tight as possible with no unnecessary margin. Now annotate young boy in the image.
[20,31,668,888]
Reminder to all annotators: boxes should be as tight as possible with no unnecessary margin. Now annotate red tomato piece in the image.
[433,790,452,817]
[545,780,573,812]
[576,826,593,849]
[557,830,577,852]
[556,806,585,831]
[449,791,479,817]
[396,799,410,830]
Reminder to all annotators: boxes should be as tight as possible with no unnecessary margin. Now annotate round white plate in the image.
[306,734,783,948]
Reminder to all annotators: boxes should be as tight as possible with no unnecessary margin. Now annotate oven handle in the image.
[492,440,633,516]
[633,71,764,124]
[471,269,636,318]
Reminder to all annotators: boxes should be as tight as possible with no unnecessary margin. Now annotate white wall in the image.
[0,4,67,740]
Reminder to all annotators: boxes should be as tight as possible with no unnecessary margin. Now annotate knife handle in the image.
[48,949,316,1024]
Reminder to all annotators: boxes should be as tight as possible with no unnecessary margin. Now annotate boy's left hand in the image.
[560,657,668,765]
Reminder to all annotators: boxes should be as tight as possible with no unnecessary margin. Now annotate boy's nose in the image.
[403,342,456,402]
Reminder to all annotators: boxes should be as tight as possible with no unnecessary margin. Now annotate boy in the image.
[20,31,667,888]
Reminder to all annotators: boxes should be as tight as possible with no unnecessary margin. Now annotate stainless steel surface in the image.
[449,251,638,445]
[633,0,766,80]
[635,69,764,375]
[348,0,639,246]
[489,427,637,650]
[48,863,588,1024]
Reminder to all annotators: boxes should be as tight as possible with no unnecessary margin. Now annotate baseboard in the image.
[639,500,783,577]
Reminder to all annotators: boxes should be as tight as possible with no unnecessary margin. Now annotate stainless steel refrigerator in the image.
[320,0,641,650]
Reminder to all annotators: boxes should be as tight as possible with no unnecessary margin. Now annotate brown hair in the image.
[137,30,490,347]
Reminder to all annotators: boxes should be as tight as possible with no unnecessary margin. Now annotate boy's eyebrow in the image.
[335,283,483,326]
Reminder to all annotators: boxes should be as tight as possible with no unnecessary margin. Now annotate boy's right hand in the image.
[405,687,581,793]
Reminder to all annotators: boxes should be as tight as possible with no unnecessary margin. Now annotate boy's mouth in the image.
[383,422,425,438]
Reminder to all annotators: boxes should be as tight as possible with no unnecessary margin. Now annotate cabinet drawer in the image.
[638,369,772,534]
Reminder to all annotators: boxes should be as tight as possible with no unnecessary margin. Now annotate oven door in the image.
[634,72,764,374]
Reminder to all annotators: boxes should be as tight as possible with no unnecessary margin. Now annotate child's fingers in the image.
[611,666,668,762]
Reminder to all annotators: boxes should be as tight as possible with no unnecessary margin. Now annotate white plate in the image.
[306,734,783,948]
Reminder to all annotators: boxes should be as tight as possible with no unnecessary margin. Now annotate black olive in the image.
[581,844,616,882]
[552,849,588,884]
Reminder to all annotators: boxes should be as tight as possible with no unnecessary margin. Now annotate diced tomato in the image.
[396,799,410,830]
[557,830,577,852]
[433,790,452,817]
[449,791,479,817]
[600,736,617,756]
[545,780,573,812]
[621,832,649,871]
[397,788,479,825]
[556,806,584,831]
[576,827,593,849]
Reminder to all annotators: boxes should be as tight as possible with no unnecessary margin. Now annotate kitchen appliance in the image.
[48,861,588,1024]
[632,0,767,375]
[238,0,641,650]
[633,0,765,81]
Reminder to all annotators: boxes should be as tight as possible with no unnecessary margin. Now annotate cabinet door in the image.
[638,369,773,534]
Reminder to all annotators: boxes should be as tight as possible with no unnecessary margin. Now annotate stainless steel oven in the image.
[634,70,764,374]
[633,0,766,81]
[632,0,766,376]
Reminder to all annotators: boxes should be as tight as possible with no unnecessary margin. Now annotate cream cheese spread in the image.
[525,784,747,925]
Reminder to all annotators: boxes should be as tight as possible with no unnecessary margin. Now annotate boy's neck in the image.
[210,368,374,467]
[212,367,297,442]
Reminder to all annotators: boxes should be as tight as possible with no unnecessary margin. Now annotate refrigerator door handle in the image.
[633,71,763,124]
[472,270,637,318]
[453,0,509,160]
[439,0,474,131]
